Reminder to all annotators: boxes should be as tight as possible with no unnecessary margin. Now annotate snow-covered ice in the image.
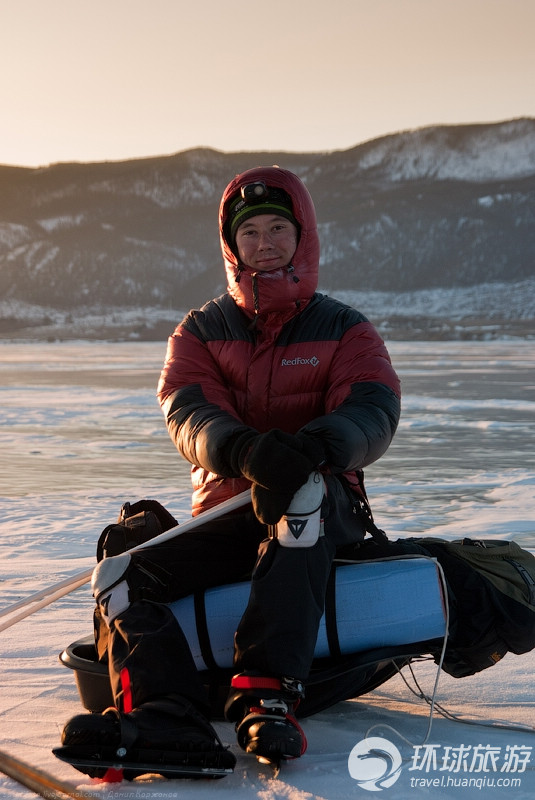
[1,339,534,798]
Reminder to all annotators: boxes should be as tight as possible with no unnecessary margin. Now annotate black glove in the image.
[236,429,325,524]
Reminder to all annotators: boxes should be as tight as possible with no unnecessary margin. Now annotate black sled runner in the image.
[52,752,234,782]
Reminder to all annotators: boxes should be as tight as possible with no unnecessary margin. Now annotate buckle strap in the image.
[231,674,305,698]
[102,707,138,755]
[238,702,308,758]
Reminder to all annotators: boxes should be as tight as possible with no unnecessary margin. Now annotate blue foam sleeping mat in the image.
[169,556,446,671]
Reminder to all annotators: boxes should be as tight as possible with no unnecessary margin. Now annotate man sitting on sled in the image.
[56,166,401,779]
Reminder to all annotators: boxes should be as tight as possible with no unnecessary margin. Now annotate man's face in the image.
[235,214,298,271]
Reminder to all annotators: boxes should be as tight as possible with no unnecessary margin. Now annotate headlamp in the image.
[241,182,269,202]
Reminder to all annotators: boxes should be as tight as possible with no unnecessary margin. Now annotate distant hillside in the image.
[0,118,534,339]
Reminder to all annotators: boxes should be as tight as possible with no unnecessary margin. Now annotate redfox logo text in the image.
[281,356,319,367]
[348,738,531,792]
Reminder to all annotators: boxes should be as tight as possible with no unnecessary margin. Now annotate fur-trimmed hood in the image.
[219,166,320,320]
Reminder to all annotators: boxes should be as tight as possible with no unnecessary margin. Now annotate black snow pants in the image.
[96,476,366,716]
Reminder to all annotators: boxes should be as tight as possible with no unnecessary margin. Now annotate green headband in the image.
[228,186,297,241]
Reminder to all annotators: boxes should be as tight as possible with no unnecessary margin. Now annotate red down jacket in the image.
[158,166,401,515]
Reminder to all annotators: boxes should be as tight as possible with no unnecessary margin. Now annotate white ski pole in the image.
[0,489,251,633]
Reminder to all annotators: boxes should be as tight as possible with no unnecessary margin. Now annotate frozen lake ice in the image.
[1,338,535,798]
[1,339,533,548]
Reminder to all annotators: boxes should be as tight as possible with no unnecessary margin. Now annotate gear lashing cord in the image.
[363,556,451,748]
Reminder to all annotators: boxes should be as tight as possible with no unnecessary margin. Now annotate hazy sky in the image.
[2,0,534,167]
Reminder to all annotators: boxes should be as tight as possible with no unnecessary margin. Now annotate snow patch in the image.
[0,222,32,249]
[38,214,85,232]
[327,278,535,322]
[358,120,535,182]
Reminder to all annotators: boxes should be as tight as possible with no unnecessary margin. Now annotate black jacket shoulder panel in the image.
[180,293,368,347]
[277,294,369,346]
[181,294,255,344]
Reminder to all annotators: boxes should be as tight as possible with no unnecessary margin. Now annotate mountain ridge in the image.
[0,118,533,339]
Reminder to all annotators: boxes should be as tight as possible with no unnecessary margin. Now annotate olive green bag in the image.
[416,538,535,677]
[347,535,535,678]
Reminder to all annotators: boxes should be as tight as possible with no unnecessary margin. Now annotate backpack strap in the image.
[337,474,389,544]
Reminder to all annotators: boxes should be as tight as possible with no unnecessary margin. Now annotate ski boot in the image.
[53,695,236,781]
[225,674,307,773]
